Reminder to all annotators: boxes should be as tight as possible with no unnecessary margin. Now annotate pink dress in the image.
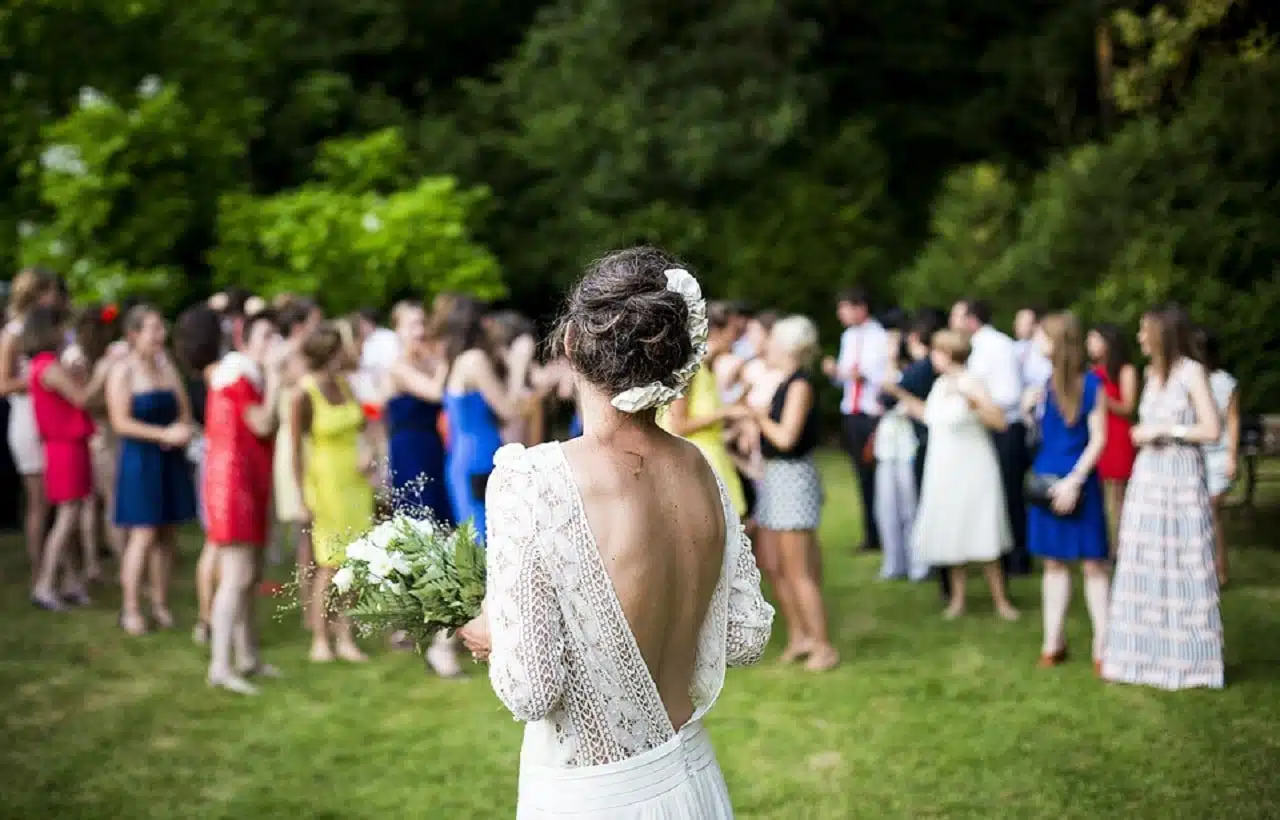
[29,352,95,503]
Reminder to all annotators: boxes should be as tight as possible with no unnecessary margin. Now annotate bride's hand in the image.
[458,612,491,662]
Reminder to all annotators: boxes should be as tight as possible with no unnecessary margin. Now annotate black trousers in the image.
[841,413,880,550]
[992,422,1032,575]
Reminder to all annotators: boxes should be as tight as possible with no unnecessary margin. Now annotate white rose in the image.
[366,548,408,581]
[332,566,355,593]
[368,519,400,550]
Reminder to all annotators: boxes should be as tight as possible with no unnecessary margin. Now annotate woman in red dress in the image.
[1087,324,1139,547]
[203,311,283,695]
[24,306,116,609]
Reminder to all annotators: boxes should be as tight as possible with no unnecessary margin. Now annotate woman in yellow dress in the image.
[660,304,748,515]
[290,322,374,663]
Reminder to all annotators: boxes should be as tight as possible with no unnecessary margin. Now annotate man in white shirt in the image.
[953,298,1032,576]
[822,288,889,552]
[353,308,400,405]
[1013,307,1052,393]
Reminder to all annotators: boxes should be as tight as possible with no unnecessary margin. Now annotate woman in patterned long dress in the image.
[1102,307,1224,690]
[458,247,773,819]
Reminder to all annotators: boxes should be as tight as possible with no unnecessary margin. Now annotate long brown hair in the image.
[1042,312,1085,425]
[7,267,59,321]
[1144,304,1191,383]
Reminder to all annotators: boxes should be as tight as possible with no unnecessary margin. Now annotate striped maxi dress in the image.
[1102,357,1224,690]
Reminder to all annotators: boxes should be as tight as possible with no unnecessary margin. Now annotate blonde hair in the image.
[8,267,58,320]
[931,329,971,365]
[390,300,422,331]
[770,315,820,366]
[1041,312,1085,425]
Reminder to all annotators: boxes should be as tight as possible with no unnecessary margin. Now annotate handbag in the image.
[1024,472,1081,517]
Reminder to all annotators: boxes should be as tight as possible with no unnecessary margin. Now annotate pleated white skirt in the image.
[516,721,733,819]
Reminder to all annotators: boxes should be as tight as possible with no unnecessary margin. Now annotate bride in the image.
[458,247,775,818]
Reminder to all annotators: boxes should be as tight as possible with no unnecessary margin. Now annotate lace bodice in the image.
[484,442,774,768]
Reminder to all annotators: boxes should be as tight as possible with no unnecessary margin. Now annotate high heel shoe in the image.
[150,607,175,629]
[1037,647,1068,668]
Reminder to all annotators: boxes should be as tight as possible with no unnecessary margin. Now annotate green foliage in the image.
[19,80,246,305]
[212,130,503,312]
[896,163,1022,313]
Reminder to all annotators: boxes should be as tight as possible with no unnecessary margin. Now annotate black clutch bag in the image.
[1024,472,1080,517]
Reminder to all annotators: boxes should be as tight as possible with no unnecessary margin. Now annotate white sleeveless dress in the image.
[5,319,44,475]
[484,442,775,819]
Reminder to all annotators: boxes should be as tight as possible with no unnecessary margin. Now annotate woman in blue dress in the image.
[383,301,453,524]
[439,297,532,540]
[1023,312,1111,673]
[107,305,197,635]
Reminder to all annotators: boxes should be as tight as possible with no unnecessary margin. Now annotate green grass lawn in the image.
[2,450,1278,819]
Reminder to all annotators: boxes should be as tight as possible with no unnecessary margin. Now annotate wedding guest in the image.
[1087,324,1139,547]
[204,310,283,694]
[752,315,839,671]
[273,299,321,628]
[1014,306,1053,394]
[1102,306,1223,690]
[952,298,1029,576]
[0,267,62,583]
[823,287,888,552]
[873,323,925,582]
[1023,313,1110,672]
[291,322,371,663]
[902,330,1019,620]
[1192,328,1239,586]
[108,305,197,635]
[174,304,224,644]
[660,302,748,517]
[441,296,532,539]
[25,306,115,609]
[489,310,542,445]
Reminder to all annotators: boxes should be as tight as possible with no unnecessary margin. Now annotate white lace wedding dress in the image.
[484,442,775,818]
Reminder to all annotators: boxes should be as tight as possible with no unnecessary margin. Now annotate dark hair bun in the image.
[553,247,694,398]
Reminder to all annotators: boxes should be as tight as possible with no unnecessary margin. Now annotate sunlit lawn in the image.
[1,450,1278,818]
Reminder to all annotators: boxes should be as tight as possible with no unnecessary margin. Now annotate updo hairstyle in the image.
[551,246,694,398]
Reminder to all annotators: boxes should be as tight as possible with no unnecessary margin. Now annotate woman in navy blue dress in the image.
[107,305,197,635]
[383,301,453,524]
[1024,313,1111,672]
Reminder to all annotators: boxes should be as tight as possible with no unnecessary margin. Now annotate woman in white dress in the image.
[898,330,1019,620]
[0,267,62,585]
[459,247,774,819]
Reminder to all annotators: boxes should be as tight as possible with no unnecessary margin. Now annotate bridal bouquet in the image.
[329,515,486,646]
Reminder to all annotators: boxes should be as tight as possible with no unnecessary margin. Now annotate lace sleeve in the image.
[484,451,567,721]
[720,480,774,666]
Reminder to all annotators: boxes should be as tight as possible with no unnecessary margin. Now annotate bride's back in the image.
[562,431,726,731]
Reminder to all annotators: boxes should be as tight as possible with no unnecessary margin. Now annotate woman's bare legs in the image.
[296,527,314,631]
[148,524,176,628]
[193,540,218,643]
[1039,559,1070,659]
[209,545,259,694]
[309,565,366,663]
[757,528,809,661]
[32,501,83,608]
[1210,494,1228,586]
[1081,559,1111,666]
[984,560,1019,620]
[77,498,101,583]
[944,566,966,619]
[119,525,154,634]
[22,475,47,586]
[777,529,838,670]
[1103,479,1126,556]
